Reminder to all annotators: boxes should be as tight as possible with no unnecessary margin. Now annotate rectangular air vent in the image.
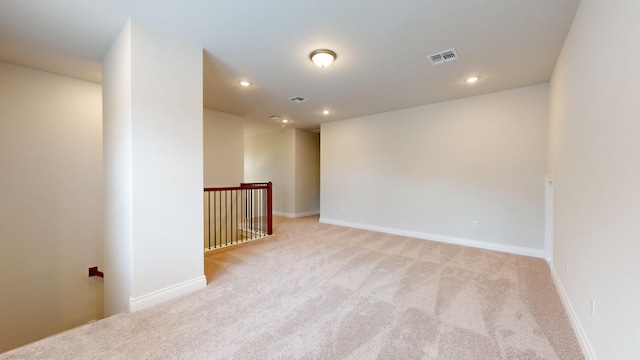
[428,48,459,65]
[288,96,308,103]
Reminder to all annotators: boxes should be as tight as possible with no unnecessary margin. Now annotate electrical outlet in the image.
[472,220,479,229]
[591,297,596,318]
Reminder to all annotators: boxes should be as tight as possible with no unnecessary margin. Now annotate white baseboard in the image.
[319,217,544,258]
[295,210,320,218]
[273,211,295,218]
[129,275,207,312]
[549,265,597,360]
[274,210,319,219]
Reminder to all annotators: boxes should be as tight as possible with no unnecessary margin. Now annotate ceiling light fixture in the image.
[466,76,479,83]
[322,110,330,115]
[239,80,252,87]
[310,49,337,68]
[281,119,289,123]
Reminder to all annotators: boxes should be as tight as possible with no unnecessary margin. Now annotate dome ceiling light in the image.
[310,49,337,68]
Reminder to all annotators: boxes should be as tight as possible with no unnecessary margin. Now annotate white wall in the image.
[203,109,244,187]
[0,62,103,352]
[102,19,133,317]
[321,84,549,256]
[245,129,296,215]
[129,20,205,304]
[295,129,320,216]
[103,19,205,315]
[244,128,321,218]
[548,1,640,358]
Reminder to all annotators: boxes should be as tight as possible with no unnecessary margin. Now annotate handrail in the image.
[204,185,266,191]
[88,266,104,278]
[240,182,273,235]
[203,182,273,250]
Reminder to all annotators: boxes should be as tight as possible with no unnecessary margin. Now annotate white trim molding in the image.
[129,275,207,312]
[274,210,319,219]
[319,217,544,258]
[273,211,295,218]
[550,265,598,360]
[294,210,320,218]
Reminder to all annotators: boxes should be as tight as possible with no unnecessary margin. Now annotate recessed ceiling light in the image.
[466,76,479,83]
[310,49,337,68]
[281,119,289,123]
[322,110,330,115]
[239,80,251,87]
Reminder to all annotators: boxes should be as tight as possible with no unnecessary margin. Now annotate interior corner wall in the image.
[548,0,640,358]
[102,19,133,317]
[103,19,205,315]
[129,20,205,308]
[320,84,549,256]
[203,109,244,187]
[244,129,296,216]
[0,61,103,352]
[294,129,320,216]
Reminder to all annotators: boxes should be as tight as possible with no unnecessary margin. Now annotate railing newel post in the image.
[267,181,273,235]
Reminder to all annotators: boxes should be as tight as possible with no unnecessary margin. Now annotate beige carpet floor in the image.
[1,216,583,359]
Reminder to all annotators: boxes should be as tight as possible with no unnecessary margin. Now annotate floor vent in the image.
[428,48,459,65]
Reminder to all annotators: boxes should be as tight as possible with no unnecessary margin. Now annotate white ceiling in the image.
[0,0,581,135]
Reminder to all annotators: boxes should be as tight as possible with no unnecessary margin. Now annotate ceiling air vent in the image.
[428,48,459,65]
[288,96,308,103]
